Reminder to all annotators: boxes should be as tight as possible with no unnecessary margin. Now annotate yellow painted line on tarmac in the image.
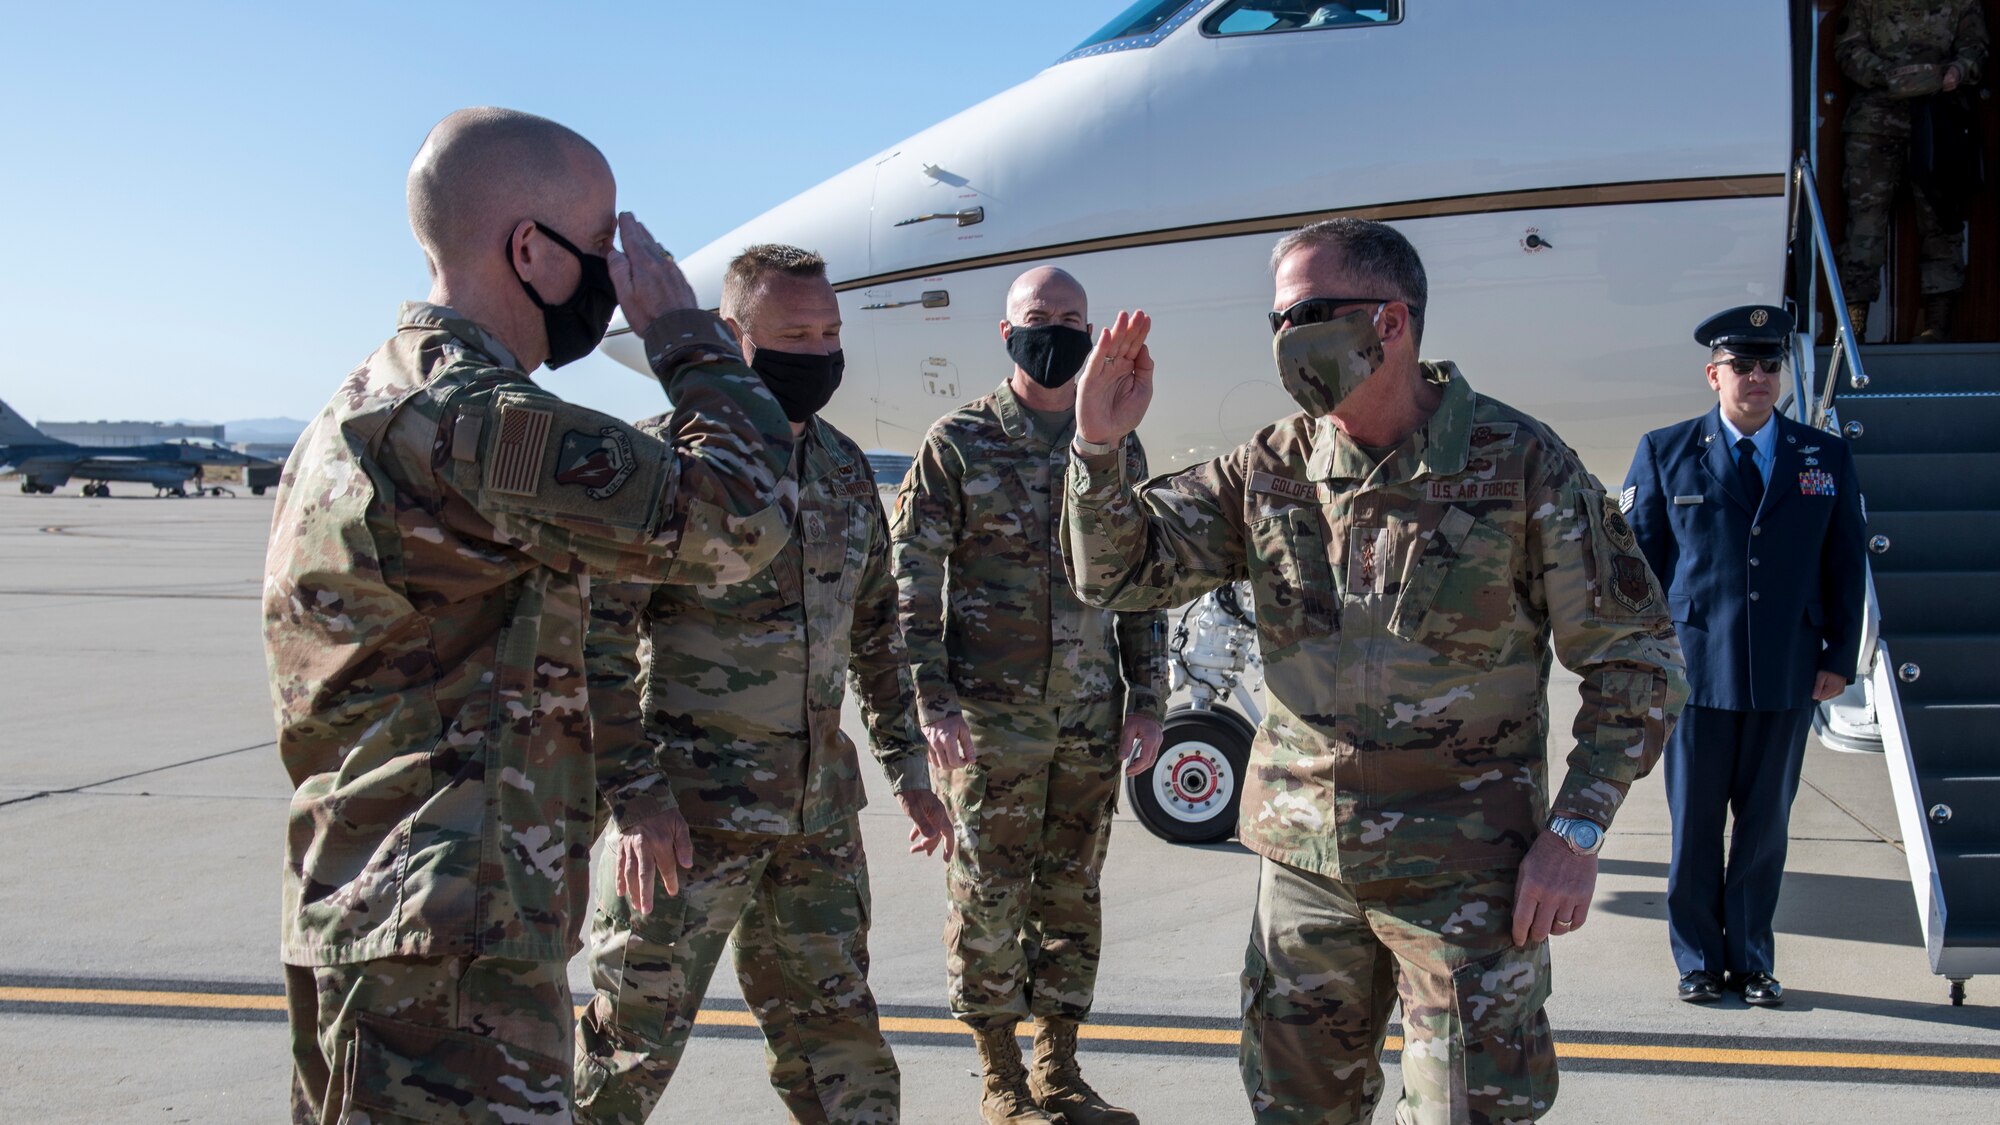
[0,986,286,1012]
[1553,1040,2000,1076]
[6,986,1999,1076]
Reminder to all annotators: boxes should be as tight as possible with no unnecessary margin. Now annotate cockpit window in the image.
[1202,0,1400,36]
[1058,0,1206,62]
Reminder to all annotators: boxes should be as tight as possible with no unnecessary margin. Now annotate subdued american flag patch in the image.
[487,404,553,496]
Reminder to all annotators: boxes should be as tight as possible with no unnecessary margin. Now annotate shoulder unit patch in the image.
[554,426,638,500]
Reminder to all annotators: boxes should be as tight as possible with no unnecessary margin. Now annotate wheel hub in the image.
[1151,740,1235,823]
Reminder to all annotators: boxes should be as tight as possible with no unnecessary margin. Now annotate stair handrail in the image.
[1787,156,1873,431]
[1787,156,1883,681]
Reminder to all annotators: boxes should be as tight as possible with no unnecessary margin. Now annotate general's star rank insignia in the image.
[554,426,637,500]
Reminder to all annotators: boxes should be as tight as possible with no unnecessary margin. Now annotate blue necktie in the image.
[1736,437,1764,511]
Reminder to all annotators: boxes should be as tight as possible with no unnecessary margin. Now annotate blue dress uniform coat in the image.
[1625,409,1868,709]
[1623,407,1868,977]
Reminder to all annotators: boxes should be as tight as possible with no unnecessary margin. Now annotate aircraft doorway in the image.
[1811,0,1999,343]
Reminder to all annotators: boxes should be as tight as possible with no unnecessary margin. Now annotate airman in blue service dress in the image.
[1621,306,1868,1006]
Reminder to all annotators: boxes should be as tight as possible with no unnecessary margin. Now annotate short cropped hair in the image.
[1270,218,1428,345]
[721,244,829,326]
[407,107,602,267]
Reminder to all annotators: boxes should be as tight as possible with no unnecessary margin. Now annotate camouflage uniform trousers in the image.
[285,954,573,1123]
[573,814,899,1124]
[945,695,1123,1027]
[1839,129,1965,303]
[1240,859,1558,1125]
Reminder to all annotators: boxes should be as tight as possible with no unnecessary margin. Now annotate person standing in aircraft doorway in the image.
[572,244,953,1125]
[1621,307,1868,1008]
[1060,218,1688,1124]
[892,266,1169,1125]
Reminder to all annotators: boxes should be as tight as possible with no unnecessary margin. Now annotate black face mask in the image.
[750,347,845,423]
[1005,324,1094,389]
[510,221,618,369]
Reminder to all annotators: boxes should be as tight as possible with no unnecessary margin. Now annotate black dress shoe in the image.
[1736,972,1785,1007]
[1678,970,1724,1003]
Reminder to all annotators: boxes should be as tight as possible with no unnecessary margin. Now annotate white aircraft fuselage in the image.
[603,0,1796,480]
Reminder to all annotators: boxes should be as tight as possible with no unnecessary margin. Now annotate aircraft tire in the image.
[1127,706,1254,845]
[251,486,266,496]
[18,482,31,494]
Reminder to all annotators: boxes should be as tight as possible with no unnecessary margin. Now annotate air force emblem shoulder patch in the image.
[555,425,638,500]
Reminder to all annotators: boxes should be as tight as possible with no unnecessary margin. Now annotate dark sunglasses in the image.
[1268,296,1400,336]
[1721,357,1784,375]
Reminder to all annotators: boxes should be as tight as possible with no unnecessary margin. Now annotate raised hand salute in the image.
[1074,309,1154,447]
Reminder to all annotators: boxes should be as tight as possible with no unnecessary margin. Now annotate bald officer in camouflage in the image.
[892,266,1168,1125]
[264,108,798,1124]
[1836,0,1988,341]
[1061,218,1688,1124]
[574,244,953,1125]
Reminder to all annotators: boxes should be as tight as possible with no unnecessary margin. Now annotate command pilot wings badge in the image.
[554,426,638,500]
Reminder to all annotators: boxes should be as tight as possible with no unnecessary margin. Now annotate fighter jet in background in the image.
[0,399,280,497]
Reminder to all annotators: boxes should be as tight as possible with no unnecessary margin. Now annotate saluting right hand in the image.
[608,212,700,338]
[1074,310,1155,447]
[923,715,978,771]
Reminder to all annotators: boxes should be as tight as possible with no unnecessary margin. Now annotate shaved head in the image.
[1005,266,1087,324]
[407,107,610,273]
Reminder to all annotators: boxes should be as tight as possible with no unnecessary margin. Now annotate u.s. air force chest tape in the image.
[455,392,667,530]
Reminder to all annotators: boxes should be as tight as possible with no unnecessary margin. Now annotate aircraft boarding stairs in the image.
[1814,341,2000,1005]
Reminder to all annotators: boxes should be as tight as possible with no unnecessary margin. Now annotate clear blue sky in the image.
[0,1,1116,429]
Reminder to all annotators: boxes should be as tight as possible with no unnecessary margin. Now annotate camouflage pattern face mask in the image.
[1271,304,1387,417]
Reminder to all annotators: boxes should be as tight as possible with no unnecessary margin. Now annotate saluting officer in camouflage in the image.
[892,267,1168,1125]
[265,108,799,1124]
[1836,0,1988,341]
[1060,219,1688,1125]
[574,244,953,1125]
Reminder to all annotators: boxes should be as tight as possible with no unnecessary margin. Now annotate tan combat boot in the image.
[973,1023,1057,1124]
[1915,295,1952,343]
[1845,302,1870,339]
[1028,1017,1139,1125]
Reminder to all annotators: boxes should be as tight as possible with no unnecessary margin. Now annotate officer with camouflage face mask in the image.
[1061,219,1688,1124]
[892,266,1168,1125]
[573,245,953,1125]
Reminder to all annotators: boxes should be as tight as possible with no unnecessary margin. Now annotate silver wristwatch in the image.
[1546,815,1605,856]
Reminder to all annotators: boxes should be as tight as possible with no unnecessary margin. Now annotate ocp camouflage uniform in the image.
[891,381,1168,1030]
[265,302,796,1124]
[1061,364,1687,1125]
[1836,0,1989,302]
[576,417,927,1125]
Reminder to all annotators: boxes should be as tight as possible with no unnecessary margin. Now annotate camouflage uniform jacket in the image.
[1062,364,1688,882]
[588,416,930,837]
[263,301,796,967]
[1838,0,1989,136]
[892,380,1168,727]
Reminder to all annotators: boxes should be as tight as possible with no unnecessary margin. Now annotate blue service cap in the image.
[1694,305,1793,359]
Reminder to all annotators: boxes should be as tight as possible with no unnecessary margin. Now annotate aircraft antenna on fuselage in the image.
[0,399,61,446]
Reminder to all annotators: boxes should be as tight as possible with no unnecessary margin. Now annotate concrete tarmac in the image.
[1,489,1996,1123]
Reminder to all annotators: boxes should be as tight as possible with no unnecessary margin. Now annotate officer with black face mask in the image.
[891,266,1169,1125]
[574,243,952,1125]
